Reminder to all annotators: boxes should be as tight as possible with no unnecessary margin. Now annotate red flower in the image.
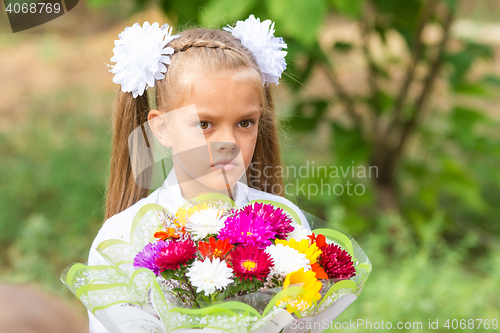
[198,237,234,261]
[155,239,197,272]
[230,245,273,281]
[319,243,356,280]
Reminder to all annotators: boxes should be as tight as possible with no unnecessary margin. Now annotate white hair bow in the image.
[224,14,288,87]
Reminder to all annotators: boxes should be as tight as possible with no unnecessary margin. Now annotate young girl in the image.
[87,15,311,333]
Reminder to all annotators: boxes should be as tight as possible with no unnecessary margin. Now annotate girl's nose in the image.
[211,141,239,152]
[210,127,239,152]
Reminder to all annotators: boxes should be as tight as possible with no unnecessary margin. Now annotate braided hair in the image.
[176,39,239,53]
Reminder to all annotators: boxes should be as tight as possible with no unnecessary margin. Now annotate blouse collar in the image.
[157,167,251,208]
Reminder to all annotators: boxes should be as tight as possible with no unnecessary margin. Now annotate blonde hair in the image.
[105,26,285,220]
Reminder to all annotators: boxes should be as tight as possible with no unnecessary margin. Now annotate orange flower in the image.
[306,233,329,279]
[308,233,326,249]
[154,226,186,240]
[311,262,328,279]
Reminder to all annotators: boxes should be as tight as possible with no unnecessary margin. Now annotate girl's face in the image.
[149,72,262,198]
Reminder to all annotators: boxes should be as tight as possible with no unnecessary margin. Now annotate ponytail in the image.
[247,85,285,196]
[104,90,152,220]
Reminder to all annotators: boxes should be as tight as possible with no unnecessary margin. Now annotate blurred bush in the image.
[0,89,110,297]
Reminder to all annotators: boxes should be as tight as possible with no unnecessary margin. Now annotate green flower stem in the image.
[210,291,220,303]
[182,272,200,308]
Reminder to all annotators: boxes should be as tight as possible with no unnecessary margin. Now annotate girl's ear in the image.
[148,109,171,147]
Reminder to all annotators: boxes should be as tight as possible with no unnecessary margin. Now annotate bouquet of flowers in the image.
[62,194,371,333]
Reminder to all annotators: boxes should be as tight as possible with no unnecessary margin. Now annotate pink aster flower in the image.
[230,245,273,281]
[242,202,294,239]
[155,239,197,272]
[219,210,275,248]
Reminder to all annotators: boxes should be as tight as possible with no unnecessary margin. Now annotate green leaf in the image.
[450,107,487,134]
[441,0,458,12]
[158,0,174,14]
[377,90,394,114]
[284,100,329,132]
[482,74,500,87]
[134,0,151,12]
[160,0,208,27]
[463,42,493,60]
[331,123,370,165]
[448,106,489,150]
[172,288,190,294]
[161,270,175,280]
[453,83,489,96]
[439,157,487,213]
[333,41,354,52]
[445,42,493,87]
[444,50,473,85]
[87,0,120,9]
[329,0,365,18]
[372,62,390,79]
[199,0,258,28]
[374,22,388,44]
[372,0,422,49]
[265,0,328,47]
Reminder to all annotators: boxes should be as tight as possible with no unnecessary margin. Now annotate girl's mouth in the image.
[212,163,237,171]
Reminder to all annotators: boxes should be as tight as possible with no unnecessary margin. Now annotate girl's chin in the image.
[196,172,243,192]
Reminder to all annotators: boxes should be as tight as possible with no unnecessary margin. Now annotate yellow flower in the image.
[176,203,209,226]
[278,268,323,313]
[275,239,322,264]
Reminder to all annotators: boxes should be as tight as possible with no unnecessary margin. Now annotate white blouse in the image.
[87,168,310,333]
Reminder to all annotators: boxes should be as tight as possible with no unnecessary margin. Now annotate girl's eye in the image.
[238,120,254,128]
[197,121,212,130]
[196,120,254,130]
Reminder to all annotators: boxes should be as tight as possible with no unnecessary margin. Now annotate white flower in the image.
[265,243,310,277]
[186,258,233,296]
[108,21,180,98]
[286,222,312,242]
[185,207,227,240]
[223,14,287,86]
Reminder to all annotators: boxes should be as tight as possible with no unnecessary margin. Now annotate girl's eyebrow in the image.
[196,109,261,120]
[240,109,261,118]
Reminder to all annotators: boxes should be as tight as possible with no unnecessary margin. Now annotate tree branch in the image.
[395,6,454,159]
[321,61,363,131]
[360,0,382,123]
[384,0,439,145]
